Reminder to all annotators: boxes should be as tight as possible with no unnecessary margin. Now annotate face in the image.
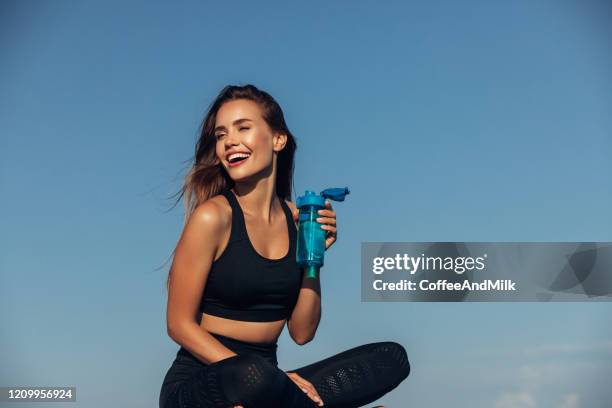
[214,99,287,182]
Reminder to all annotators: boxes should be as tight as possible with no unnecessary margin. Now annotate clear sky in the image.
[1,1,611,407]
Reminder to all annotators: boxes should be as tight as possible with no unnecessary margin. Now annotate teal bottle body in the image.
[296,187,350,278]
[296,203,327,278]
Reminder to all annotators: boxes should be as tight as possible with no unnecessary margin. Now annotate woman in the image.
[159,84,410,408]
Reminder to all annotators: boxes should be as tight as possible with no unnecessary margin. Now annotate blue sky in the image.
[1,1,611,407]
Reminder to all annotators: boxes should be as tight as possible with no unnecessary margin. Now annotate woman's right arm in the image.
[166,200,238,365]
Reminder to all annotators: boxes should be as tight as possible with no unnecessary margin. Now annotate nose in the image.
[224,130,240,147]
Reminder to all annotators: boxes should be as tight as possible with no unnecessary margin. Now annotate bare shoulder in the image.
[188,193,232,234]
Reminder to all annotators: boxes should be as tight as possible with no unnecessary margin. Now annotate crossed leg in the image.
[163,341,410,408]
[288,341,410,408]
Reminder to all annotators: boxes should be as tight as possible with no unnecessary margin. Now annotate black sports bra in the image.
[199,188,303,322]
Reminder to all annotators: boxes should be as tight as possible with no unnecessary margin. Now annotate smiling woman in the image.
[158,84,410,408]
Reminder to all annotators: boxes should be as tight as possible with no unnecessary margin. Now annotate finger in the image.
[325,237,336,249]
[299,384,323,405]
[316,216,336,226]
[304,383,323,404]
[321,225,337,234]
[317,209,336,218]
[289,375,323,404]
[302,383,323,405]
[308,393,324,406]
[293,208,299,221]
[323,228,337,249]
[288,374,311,392]
[293,377,314,394]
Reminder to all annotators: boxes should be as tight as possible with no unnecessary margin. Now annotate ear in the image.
[273,132,288,152]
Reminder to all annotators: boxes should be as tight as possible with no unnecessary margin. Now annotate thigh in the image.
[287,341,410,408]
[160,355,210,408]
[161,354,244,408]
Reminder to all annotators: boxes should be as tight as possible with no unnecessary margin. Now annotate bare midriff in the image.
[199,312,286,344]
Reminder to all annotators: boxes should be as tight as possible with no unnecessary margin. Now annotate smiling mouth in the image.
[227,154,250,167]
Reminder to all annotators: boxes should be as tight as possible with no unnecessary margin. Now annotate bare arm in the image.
[284,200,322,345]
[165,200,238,364]
[287,270,322,345]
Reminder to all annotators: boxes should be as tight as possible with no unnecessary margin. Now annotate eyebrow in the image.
[214,118,253,133]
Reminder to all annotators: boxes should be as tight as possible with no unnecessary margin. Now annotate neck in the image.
[231,178,280,223]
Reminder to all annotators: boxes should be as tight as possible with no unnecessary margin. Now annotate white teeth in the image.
[227,152,251,162]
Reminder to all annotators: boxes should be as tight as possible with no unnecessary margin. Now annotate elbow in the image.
[167,323,180,341]
[293,333,315,346]
[288,318,318,345]
[167,318,191,341]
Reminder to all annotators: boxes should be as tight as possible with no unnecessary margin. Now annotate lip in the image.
[225,149,251,160]
[227,154,250,168]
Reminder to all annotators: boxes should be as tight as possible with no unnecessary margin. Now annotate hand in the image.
[285,371,324,406]
[292,201,337,251]
[318,201,337,250]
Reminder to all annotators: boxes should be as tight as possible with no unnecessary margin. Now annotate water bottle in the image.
[296,187,350,278]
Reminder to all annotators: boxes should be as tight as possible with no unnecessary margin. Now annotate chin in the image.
[227,168,257,183]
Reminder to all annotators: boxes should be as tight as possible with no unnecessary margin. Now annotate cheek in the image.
[246,132,273,154]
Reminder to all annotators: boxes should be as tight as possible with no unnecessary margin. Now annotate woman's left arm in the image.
[285,201,337,345]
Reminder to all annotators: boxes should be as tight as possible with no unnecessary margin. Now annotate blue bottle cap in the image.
[296,190,325,208]
[296,187,350,208]
[321,187,350,202]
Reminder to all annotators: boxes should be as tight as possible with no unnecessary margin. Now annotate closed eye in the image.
[215,127,249,139]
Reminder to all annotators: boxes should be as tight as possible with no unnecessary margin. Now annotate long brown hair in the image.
[161,84,297,291]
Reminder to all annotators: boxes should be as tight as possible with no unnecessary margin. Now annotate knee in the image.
[217,354,285,404]
[374,341,411,382]
[236,353,280,385]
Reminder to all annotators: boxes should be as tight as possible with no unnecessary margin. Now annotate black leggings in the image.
[159,332,410,408]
